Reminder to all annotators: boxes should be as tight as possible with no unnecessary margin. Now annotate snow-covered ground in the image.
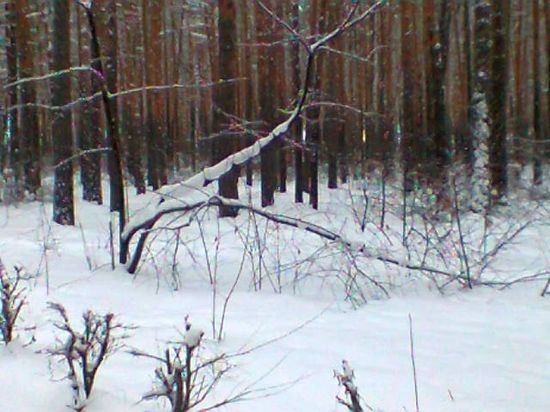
[1,178,548,411]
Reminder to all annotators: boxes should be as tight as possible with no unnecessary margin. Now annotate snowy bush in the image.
[132,317,234,412]
[335,360,365,412]
[47,303,127,411]
[0,259,28,345]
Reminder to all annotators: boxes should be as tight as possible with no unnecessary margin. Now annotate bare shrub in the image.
[131,317,237,412]
[0,259,28,345]
[335,360,367,412]
[47,303,127,411]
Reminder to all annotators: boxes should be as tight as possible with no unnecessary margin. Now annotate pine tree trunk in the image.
[214,0,240,217]
[77,5,102,203]
[489,0,509,200]
[292,1,304,203]
[144,0,165,190]
[307,0,326,210]
[122,1,145,194]
[532,0,548,185]
[52,0,74,225]
[324,0,343,190]
[424,0,451,196]
[401,0,422,192]
[5,0,19,185]
[256,0,277,207]
[14,0,41,195]
[470,0,492,212]
[275,1,287,194]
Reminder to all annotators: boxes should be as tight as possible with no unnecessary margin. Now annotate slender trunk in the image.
[489,0,509,201]
[82,3,126,262]
[5,0,19,184]
[52,0,74,225]
[256,0,277,207]
[15,0,41,195]
[292,1,304,203]
[215,0,240,216]
[307,0,327,210]
[143,0,165,190]
[77,6,102,203]
[122,1,145,194]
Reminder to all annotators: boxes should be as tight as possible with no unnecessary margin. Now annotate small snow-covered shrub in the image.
[132,317,232,412]
[0,259,27,345]
[0,168,22,205]
[335,360,365,412]
[47,303,127,411]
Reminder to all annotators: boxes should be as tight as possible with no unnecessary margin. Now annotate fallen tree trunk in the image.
[121,2,384,268]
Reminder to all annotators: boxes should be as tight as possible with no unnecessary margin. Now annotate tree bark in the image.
[214,0,240,217]
[14,0,41,195]
[489,0,509,200]
[52,0,74,225]
[292,1,304,203]
[256,0,277,208]
[77,5,102,203]
[143,0,166,190]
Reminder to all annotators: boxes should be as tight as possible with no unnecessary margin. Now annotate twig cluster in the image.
[46,303,127,411]
[130,317,234,412]
[0,259,28,345]
[335,360,366,412]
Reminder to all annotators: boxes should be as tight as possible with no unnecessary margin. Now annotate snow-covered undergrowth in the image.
[0,176,548,411]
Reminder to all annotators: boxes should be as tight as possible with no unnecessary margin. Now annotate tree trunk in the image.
[143,0,166,190]
[214,0,240,217]
[324,0,343,190]
[14,0,41,195]
[424,0,451,196]
[5,0,19,186]
[52,0,74,225]
[256,0,277,207]
[400,0,422,192]
[489,0,509,201]
[77,5,102,203]
[307,0,327,210]
[121,0,145,194]
[470,0,492,212]
[292,1,304,203]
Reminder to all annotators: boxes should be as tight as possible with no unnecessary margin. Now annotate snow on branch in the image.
[122,193,455,298]
[121,1,384,266]
[335,360,367,412]
[0,260,29,345]
[46,303,128,411]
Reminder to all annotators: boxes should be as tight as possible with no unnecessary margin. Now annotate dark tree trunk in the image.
[256,0,277,208]
[5,0,19,184]
[81,2,126,262]
[77,6,102,204]
[122,2,145,194]
[489,0,509,200]
[52,0,74,225]
[15,0,41,195]
[144,0,165,190]
[214,0,240,217]
[425,0,451,196]
[275,1,287,194]
[90,0,126,222]
[400,0,422,192]
[532,0,543,185]
[461,0,475,170]
[307,0,327,210]
[324,0,344,190]
[292,1,304,203]
[95,0,122,204]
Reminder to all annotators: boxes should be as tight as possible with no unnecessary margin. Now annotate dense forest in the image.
[0,0,548,226]
[1,3,549,411]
